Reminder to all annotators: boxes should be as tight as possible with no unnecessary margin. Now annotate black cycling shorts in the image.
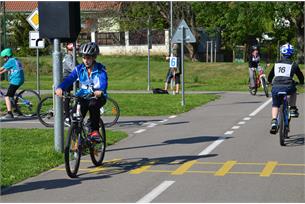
[5,84,21,97]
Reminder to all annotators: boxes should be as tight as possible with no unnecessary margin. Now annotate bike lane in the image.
[2,92,303,202]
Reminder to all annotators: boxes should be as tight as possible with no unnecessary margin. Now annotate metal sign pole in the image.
[53,38,64,152]
[147,16,151,91]
[148,44,150,91]
[170,1,173,55]
[181,26,185,106]
[36,48,40,95]
[73,41,77,94]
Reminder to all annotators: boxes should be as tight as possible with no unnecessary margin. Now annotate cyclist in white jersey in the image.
[267,43,304,134]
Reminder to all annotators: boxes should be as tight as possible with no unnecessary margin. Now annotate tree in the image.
[119,2,200,60]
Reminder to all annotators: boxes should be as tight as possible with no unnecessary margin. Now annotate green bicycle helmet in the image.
[0,48,13,57]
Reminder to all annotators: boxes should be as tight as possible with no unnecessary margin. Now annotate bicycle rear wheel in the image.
[15,90,41,117]
[101,97,120,128]
[261,77,269,98]
[37,96,54,127]
[90,120,106,166]
[65,124,82,178]
[279,105,286,146]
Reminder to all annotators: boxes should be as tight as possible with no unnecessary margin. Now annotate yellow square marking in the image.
[172,160,197,175]
[260,161,278,177]
[129,160,157,174]
[214,160,237,176]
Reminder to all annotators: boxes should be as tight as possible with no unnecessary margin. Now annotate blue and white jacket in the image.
[57,62,108,97]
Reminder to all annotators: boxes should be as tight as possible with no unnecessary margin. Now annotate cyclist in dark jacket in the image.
[267,43,304,134]
[248,45,260,90]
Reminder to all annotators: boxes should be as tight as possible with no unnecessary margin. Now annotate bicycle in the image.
[249,65,269,97]
[37,94,120,128]
[64,94,106,178]
[276,92,291,146]
[0,87,41,117]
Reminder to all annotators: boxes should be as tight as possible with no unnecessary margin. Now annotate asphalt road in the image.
[1,92,304,202]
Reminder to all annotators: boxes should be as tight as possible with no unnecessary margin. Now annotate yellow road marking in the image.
[171,160,197,175]
[272,172,305,176]
[146,170,174,173]
[129,160,157,174]
[187,170,215,174]
[277,163,305,167]
[196,161,225,165]
[260,161,278,177]
[214,160,237,176]
[89,167,108,174]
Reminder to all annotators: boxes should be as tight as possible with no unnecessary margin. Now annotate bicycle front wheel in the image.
[261,77,269,98]
[65,124,82,178]
[15,90,41,117]
[90,120,106,166]
[37,96,54,127]
[101,97,120,128]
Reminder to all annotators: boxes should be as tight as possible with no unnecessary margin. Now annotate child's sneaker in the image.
[270,119,278,134]
[88,130,102,143]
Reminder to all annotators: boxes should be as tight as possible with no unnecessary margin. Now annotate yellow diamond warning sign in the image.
[26,8,39,31]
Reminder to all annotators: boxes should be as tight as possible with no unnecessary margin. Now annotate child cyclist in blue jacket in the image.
[55,42,108,143]
[267,43,304,134]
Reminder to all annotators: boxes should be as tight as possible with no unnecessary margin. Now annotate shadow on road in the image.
[107,135,232,152]
[1,154,217,196]
[285,134,304,147]
[113,119,163,128]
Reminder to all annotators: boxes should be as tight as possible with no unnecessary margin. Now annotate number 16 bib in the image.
[274,63,292,77]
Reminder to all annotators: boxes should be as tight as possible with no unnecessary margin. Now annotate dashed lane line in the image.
[249,98,272,117]
[136,181,175,203]
[134,129,146,134]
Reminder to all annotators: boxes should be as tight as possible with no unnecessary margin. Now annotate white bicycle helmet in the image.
[280,43,294,57]
[79,42,100,56]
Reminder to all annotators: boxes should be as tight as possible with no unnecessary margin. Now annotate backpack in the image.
[152,88,169,94]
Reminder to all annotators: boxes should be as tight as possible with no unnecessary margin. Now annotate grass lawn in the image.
[2,56,303,92]
[36,93,220,117]
[0,128,128,188]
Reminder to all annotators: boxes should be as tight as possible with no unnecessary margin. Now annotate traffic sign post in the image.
[171,19,196,106]
[29,31,44,95]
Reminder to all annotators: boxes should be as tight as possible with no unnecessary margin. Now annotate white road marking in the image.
[137,180,175,203]
[159,119,168,123]
[147,123,157,128]
[198,136,227,156]
[243,117,251,121]
[224,131,234,135]
[134,129,146,134]
[238,121,246,125]
[168,115,177,119]
[232,126,240,130]
[249,98,272,117]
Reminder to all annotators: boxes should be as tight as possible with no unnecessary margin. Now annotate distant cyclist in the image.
[62,42,79,122]
[0,48,24,119]
[267,43,304,134]
[248,45,260,91]
[55,42,108,143]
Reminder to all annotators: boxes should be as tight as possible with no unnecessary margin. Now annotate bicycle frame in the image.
[278,92,290,128]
